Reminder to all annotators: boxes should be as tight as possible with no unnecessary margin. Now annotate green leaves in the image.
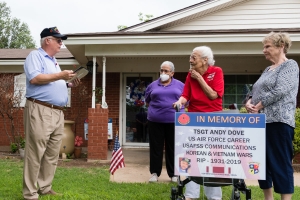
[294,108,300,158]
[0,2,36,49]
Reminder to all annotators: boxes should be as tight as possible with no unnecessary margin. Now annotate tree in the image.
[0,2,36,48]
[118,12,154,30]
[138,12,153,22]
[0,74,24,152]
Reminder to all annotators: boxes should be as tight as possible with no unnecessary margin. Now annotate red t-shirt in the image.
[181,66,224,112]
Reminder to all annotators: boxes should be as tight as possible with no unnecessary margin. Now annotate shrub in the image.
[10,143,18,153]
[293,108,300,158]
[10,137,25,153]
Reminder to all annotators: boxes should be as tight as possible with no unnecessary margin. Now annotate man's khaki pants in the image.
[23,100,64,199]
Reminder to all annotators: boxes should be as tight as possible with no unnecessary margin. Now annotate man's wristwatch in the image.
[66,83,69,88]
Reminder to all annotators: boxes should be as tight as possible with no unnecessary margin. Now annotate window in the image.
[14,73,71,107]
[14,73,26,107]
[223,75,260,109]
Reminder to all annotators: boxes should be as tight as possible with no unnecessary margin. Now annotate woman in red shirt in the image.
[174,46,224,200]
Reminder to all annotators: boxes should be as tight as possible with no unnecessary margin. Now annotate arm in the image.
[173,96,188,109]
[173,74,190,109]
[30,70,76,85]
[192,70,218,100]
[245,98,262,113]
[191,68,224,100]
[260,60,299,107]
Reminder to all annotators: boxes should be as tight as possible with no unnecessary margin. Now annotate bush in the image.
[10,143,18,153]
[10,137,25,153]
[293,108,300,158]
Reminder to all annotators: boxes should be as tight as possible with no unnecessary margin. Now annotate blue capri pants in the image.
[258,122,294,194]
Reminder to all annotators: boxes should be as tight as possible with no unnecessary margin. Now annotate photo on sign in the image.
[179,157,191,174]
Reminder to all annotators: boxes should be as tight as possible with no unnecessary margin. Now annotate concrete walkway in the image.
[109,148,300,186]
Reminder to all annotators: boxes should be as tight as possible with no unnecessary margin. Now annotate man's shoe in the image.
[149,173,158,182]
[171,176,177,182]
[185,198,198,200]
[24,199,38,200]
[40,189,60,196]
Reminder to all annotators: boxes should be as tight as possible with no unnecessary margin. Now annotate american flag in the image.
[109,135,125,175]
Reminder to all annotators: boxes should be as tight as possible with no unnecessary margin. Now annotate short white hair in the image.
[160,61,175,72]
[40,37,48,47]
[193,46,215,66]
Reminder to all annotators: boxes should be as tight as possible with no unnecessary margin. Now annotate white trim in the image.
[122,73,157,147]
[119,73,123,146]
[92,56,96,108]
[125,0,246,32]
[64,33,300,45]
[0,59,79,66]
[101,56,108,109]
[14,73,26,107]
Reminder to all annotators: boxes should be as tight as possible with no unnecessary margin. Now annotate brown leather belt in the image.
[27,97,64,111]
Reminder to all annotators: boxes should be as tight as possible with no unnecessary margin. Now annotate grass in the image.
[0,158,300,200]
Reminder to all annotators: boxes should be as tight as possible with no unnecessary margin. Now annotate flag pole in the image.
[114,130,118,181]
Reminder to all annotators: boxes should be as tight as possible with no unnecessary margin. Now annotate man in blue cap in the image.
[22,26,79,200]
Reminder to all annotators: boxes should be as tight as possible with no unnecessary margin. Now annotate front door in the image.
[123,73,156,146]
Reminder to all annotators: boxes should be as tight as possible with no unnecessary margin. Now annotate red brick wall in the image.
[87,107,108,160]
[63,72,120,148]
[0,109,24,146]
[0,73,24,146]
[0,72,120,149]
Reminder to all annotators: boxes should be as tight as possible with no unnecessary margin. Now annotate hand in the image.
[68,78,80,87]
[245,101,258,114]
[61,70,76,81]
[190,69,201,80]
[173,101,182,111]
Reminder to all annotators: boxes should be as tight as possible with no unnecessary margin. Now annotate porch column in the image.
[87,56,109,161]
[91,56,97,108]
[87,107,108,161]
[102,56,108,108]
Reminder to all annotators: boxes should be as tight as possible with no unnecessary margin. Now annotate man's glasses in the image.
[160,69,171,73]
[48,38,63,44]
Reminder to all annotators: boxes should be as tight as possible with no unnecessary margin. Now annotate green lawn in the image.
[0,158,299,200]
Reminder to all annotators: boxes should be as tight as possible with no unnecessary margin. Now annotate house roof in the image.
[65,28,300,37]
[118,1,209,32]
[0,48,74,59]
[121,0,247,32]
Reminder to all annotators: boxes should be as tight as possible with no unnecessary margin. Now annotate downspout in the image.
[102,56,108,108]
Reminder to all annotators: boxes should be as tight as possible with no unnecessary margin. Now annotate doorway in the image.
[123,73,156,146]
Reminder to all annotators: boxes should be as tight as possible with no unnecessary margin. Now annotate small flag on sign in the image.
[109,135,125,175]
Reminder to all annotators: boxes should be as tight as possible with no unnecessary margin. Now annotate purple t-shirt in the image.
[145,78,184,123]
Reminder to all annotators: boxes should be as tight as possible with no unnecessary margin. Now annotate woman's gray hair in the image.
[160,61,175,72]
[193,46,215,66]
[262,32,292,54]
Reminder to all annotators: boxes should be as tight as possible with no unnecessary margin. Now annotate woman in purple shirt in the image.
[145,61,184,183]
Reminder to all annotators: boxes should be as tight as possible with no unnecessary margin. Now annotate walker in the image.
[170,176,251,200]
[170,108,252,200]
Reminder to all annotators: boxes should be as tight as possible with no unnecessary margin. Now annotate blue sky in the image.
[7,0,203,46]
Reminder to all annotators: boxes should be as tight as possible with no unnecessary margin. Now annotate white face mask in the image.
[160,74,170,82]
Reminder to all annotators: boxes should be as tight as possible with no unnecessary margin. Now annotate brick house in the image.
[1,0,300,160]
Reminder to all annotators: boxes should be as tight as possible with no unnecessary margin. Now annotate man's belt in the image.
[27,97,64,111]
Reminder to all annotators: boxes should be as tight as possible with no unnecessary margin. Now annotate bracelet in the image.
[66,83,69,88]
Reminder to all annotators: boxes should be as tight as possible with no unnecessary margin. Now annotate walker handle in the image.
[175,104,181,112]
